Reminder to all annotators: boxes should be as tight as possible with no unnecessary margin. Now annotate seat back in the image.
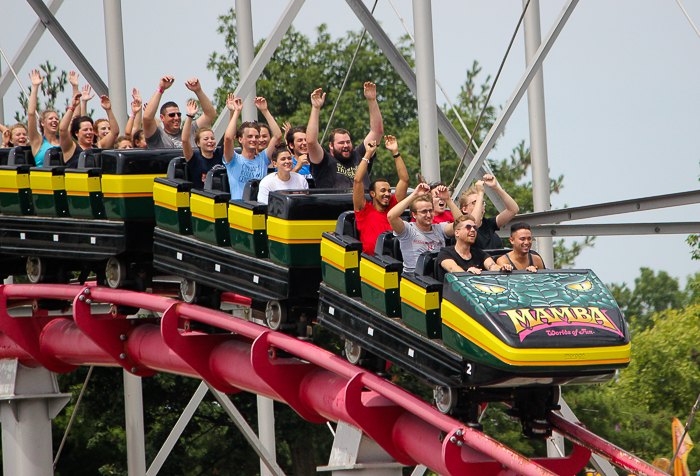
[374,230,403,262]
[334,210,358,239]
[44,147,65,167]
[8,146,35,166]
[415,250,440,279]
[167,156,190,181]
[242,178,260,201]
[0,148,12,166]
[204,165,229,193]
[77,148,103,169]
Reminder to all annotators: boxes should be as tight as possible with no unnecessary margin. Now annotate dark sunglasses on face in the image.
[461,224,479,232]
[167,112,182,118]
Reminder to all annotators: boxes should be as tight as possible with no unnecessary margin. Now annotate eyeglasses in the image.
[460,224,479,232]
[167,112,182,118]
[416,209,434,215]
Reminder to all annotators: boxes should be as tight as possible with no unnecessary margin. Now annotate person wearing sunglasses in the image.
[458,173,520,249]
[437,214,502,279]
[143,76,217,149]
[496,222,546,272]
[388,182,461,274]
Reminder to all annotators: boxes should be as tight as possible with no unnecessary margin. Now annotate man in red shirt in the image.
[353,135,409,255]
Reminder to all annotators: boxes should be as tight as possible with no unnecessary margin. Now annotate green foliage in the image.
[14,60,68,123]
[610,267,687,333]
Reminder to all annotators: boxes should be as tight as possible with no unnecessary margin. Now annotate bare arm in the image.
[306,88,326,164]
[483,174,520,228]
[144,76,174,139]
[59,93,81,160]
[131,89,143,137]
[185,78,216,128]
[182,100,198,162]
[254,97,283,157]
[69,71,80,97]
[80,84,94,118]
[353,141,377,212]
[97,95,119,149]
[384,135,409,202]
[223,94,241,163]
[440,259,465,273]
[388,183,430,235]
[362,81,384,144]
[27,69,43,153]
[125,91,142,140]
[471,180,485,227]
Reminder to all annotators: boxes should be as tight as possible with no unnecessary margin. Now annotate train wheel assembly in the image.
[343,339,366,365]
[180,278,198,304]
[105,257,127,289]
[433,386,458,415]
[26,257,45,284]
[265,300,287,331]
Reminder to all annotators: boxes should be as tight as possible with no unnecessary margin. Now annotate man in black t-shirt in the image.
[306,82,384,189]
[436,214,502,281]
[458,173,520,249]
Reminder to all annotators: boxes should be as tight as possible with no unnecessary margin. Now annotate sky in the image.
[1,0,700,289]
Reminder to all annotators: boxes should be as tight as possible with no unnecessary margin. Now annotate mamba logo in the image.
[500,307,624,342]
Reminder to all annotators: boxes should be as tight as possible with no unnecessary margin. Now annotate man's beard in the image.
[331,145,353,162]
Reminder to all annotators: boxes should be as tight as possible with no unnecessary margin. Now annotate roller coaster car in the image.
[151,161,353,329]
[317,215,630,434]
[0,148,181,288]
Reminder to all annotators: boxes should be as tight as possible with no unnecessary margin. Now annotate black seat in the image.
[8,146,35,166]
[44,147,65,167]
[334,211,358,239]
[374,230,402,262]
[0,148,12,166]
[415,251,440,280]
[77,148,103,169]
[204,165,229,193]
[166,156,190,181]
[242,179,260,201]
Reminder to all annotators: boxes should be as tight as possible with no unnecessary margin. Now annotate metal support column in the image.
[236,0,257,122]
[124,370,146,476]
[212,0,305,140]
[257,395,276,476]
[523,0,554,267]
[317,421,404,475]
[0,0,64,99]
[412,0,441,183]
[0,360,71,476]
[102,0,128,130]
[0,53,4,125]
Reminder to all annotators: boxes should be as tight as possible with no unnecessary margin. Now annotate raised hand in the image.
[310,88,325,109]
[69,71,80,88]
[29,69,44,87]
[132,88,142,103]
[100,95,112,111]
[226,93,242,112]
[81,84,95,102]
[186,100,199,117]
[364,139,378,157]
[131,97,142,115]
[159,75,175,91]
[364,81,377,100]
[70,92,82,109]
[254,97,268,111]
[482,174,497,189]
[282,121,292,138]
[414,182,431,196]
[475,179,485,194]
[384,134,398,154]
[434,184,451,200]
[184,78,201,92]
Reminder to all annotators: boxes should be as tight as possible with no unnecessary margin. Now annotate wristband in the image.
[156,88,164,93]
[129,114,136,118]
[393,152,401,158]
[362,158,370,164]
[68,106,74,111]
[186,114,195,119]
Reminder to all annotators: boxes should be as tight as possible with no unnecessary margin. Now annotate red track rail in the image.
[0,284,665,476]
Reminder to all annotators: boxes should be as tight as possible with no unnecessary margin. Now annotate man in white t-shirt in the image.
[257,145,309,204]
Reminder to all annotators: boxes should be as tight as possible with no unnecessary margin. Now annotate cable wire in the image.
[54,365,94,469]
[320,0,380,146]
[448,0,532,190]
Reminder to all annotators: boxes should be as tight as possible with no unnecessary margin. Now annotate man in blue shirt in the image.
[223,95,282,199]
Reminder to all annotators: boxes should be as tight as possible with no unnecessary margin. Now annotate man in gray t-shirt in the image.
[388,183,462,274]
[143,76,216,149]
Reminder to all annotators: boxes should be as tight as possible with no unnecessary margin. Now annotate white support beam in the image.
[452,0,580,199]
[103,0,128,129]
[513,189,700,225]
[206,384,286,476]
[146,381,209,476]
[344,0,505,210]
[236,0,258,122]
[212,0,306,141]
[0,0,64,100]
[124,371,146,476]
[497,222,700,238]
[24,0,109,96]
